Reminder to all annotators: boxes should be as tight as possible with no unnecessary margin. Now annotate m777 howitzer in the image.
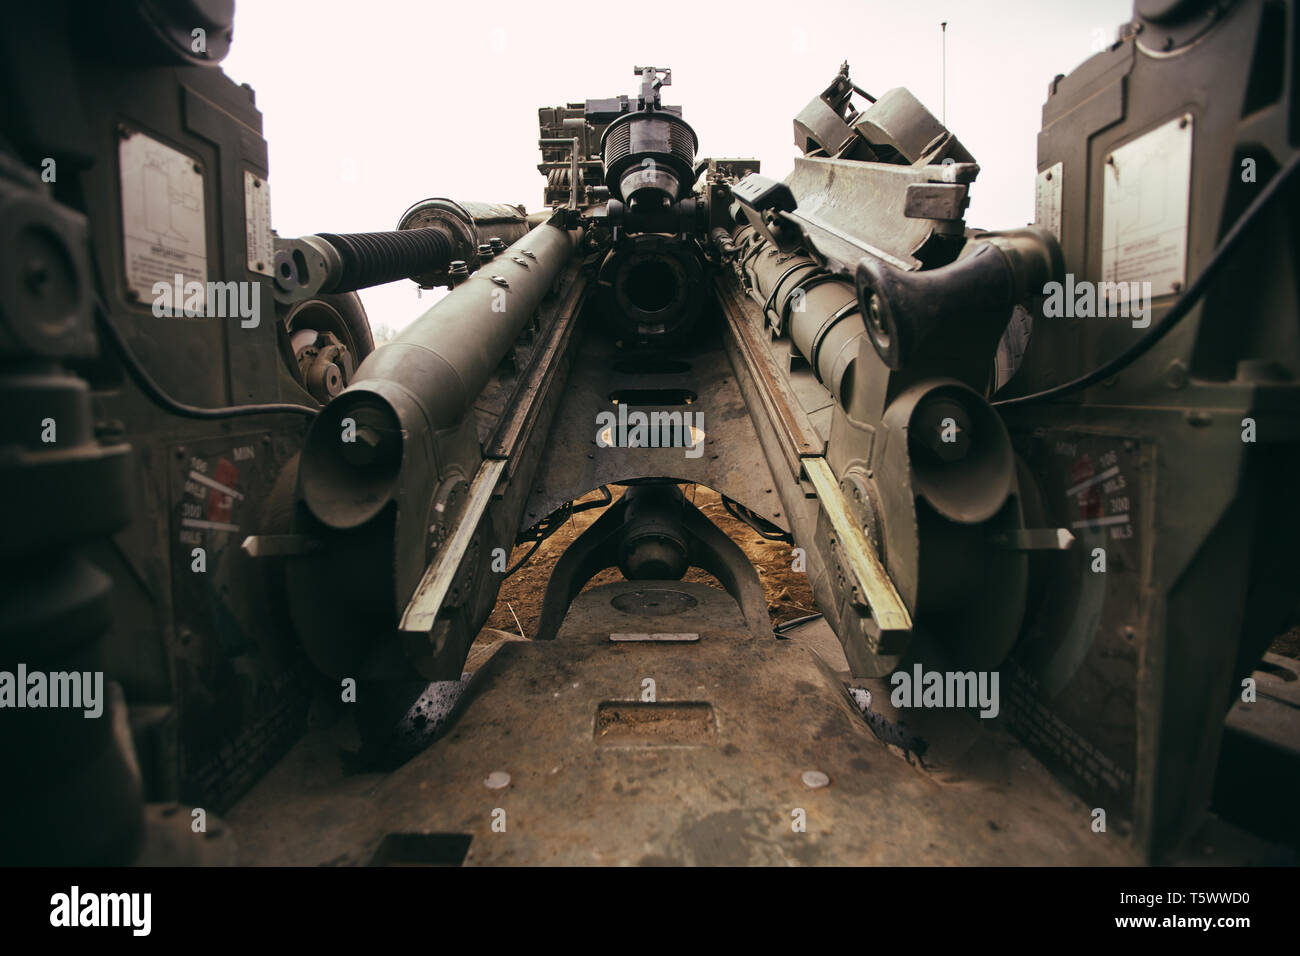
[1,0,1297,867]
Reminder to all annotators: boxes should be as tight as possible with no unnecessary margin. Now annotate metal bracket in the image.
[538,137,582,211]
[803,457,911,636]
[240,534,321,557]
[988,528,1075,551]
[400,458,507,634]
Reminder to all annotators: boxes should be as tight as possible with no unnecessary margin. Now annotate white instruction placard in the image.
[119,130,207,307]
[1102,114,1192,296]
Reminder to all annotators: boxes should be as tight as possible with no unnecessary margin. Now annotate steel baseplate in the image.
[229,580,1143,866]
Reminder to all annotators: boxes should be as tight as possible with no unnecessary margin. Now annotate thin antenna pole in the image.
[941,21,948,126]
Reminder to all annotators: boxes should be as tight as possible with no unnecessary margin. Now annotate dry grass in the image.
[483,485,817,639]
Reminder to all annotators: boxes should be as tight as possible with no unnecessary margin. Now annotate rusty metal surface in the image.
[229,580,1136,866]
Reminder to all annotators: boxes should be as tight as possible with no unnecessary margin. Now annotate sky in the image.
[223,0,1135,336]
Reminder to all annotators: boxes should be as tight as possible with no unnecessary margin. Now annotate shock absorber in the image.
[272,199,532,301]
[308,228,456,293]
[732,222,865,407]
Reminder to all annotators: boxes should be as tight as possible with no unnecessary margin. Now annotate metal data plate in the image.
[118,129,208,305]
[1101,113,1192,297]
[1035,162,1063,241]
[243,170,274,276]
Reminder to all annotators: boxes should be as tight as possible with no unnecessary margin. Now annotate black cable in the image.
[94,295,320,420]
[774,612,824,634]
[504,538,543,579]
[569,485,613,514]
[504,486,613,578]
[722,495,792,542]
[994,150,1300,409]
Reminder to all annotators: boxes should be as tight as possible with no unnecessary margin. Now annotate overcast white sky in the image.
[223,0,1133,335]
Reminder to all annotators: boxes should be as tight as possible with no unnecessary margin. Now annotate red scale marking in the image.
[1069,454,1103,521]
[207,457,240,524]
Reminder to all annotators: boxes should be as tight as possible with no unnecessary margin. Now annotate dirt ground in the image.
[483,485,1300,662]
[483,485,817,639]
[1272,626,1300,658]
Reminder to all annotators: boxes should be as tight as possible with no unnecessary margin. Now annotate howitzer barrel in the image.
[299,220,583,530]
